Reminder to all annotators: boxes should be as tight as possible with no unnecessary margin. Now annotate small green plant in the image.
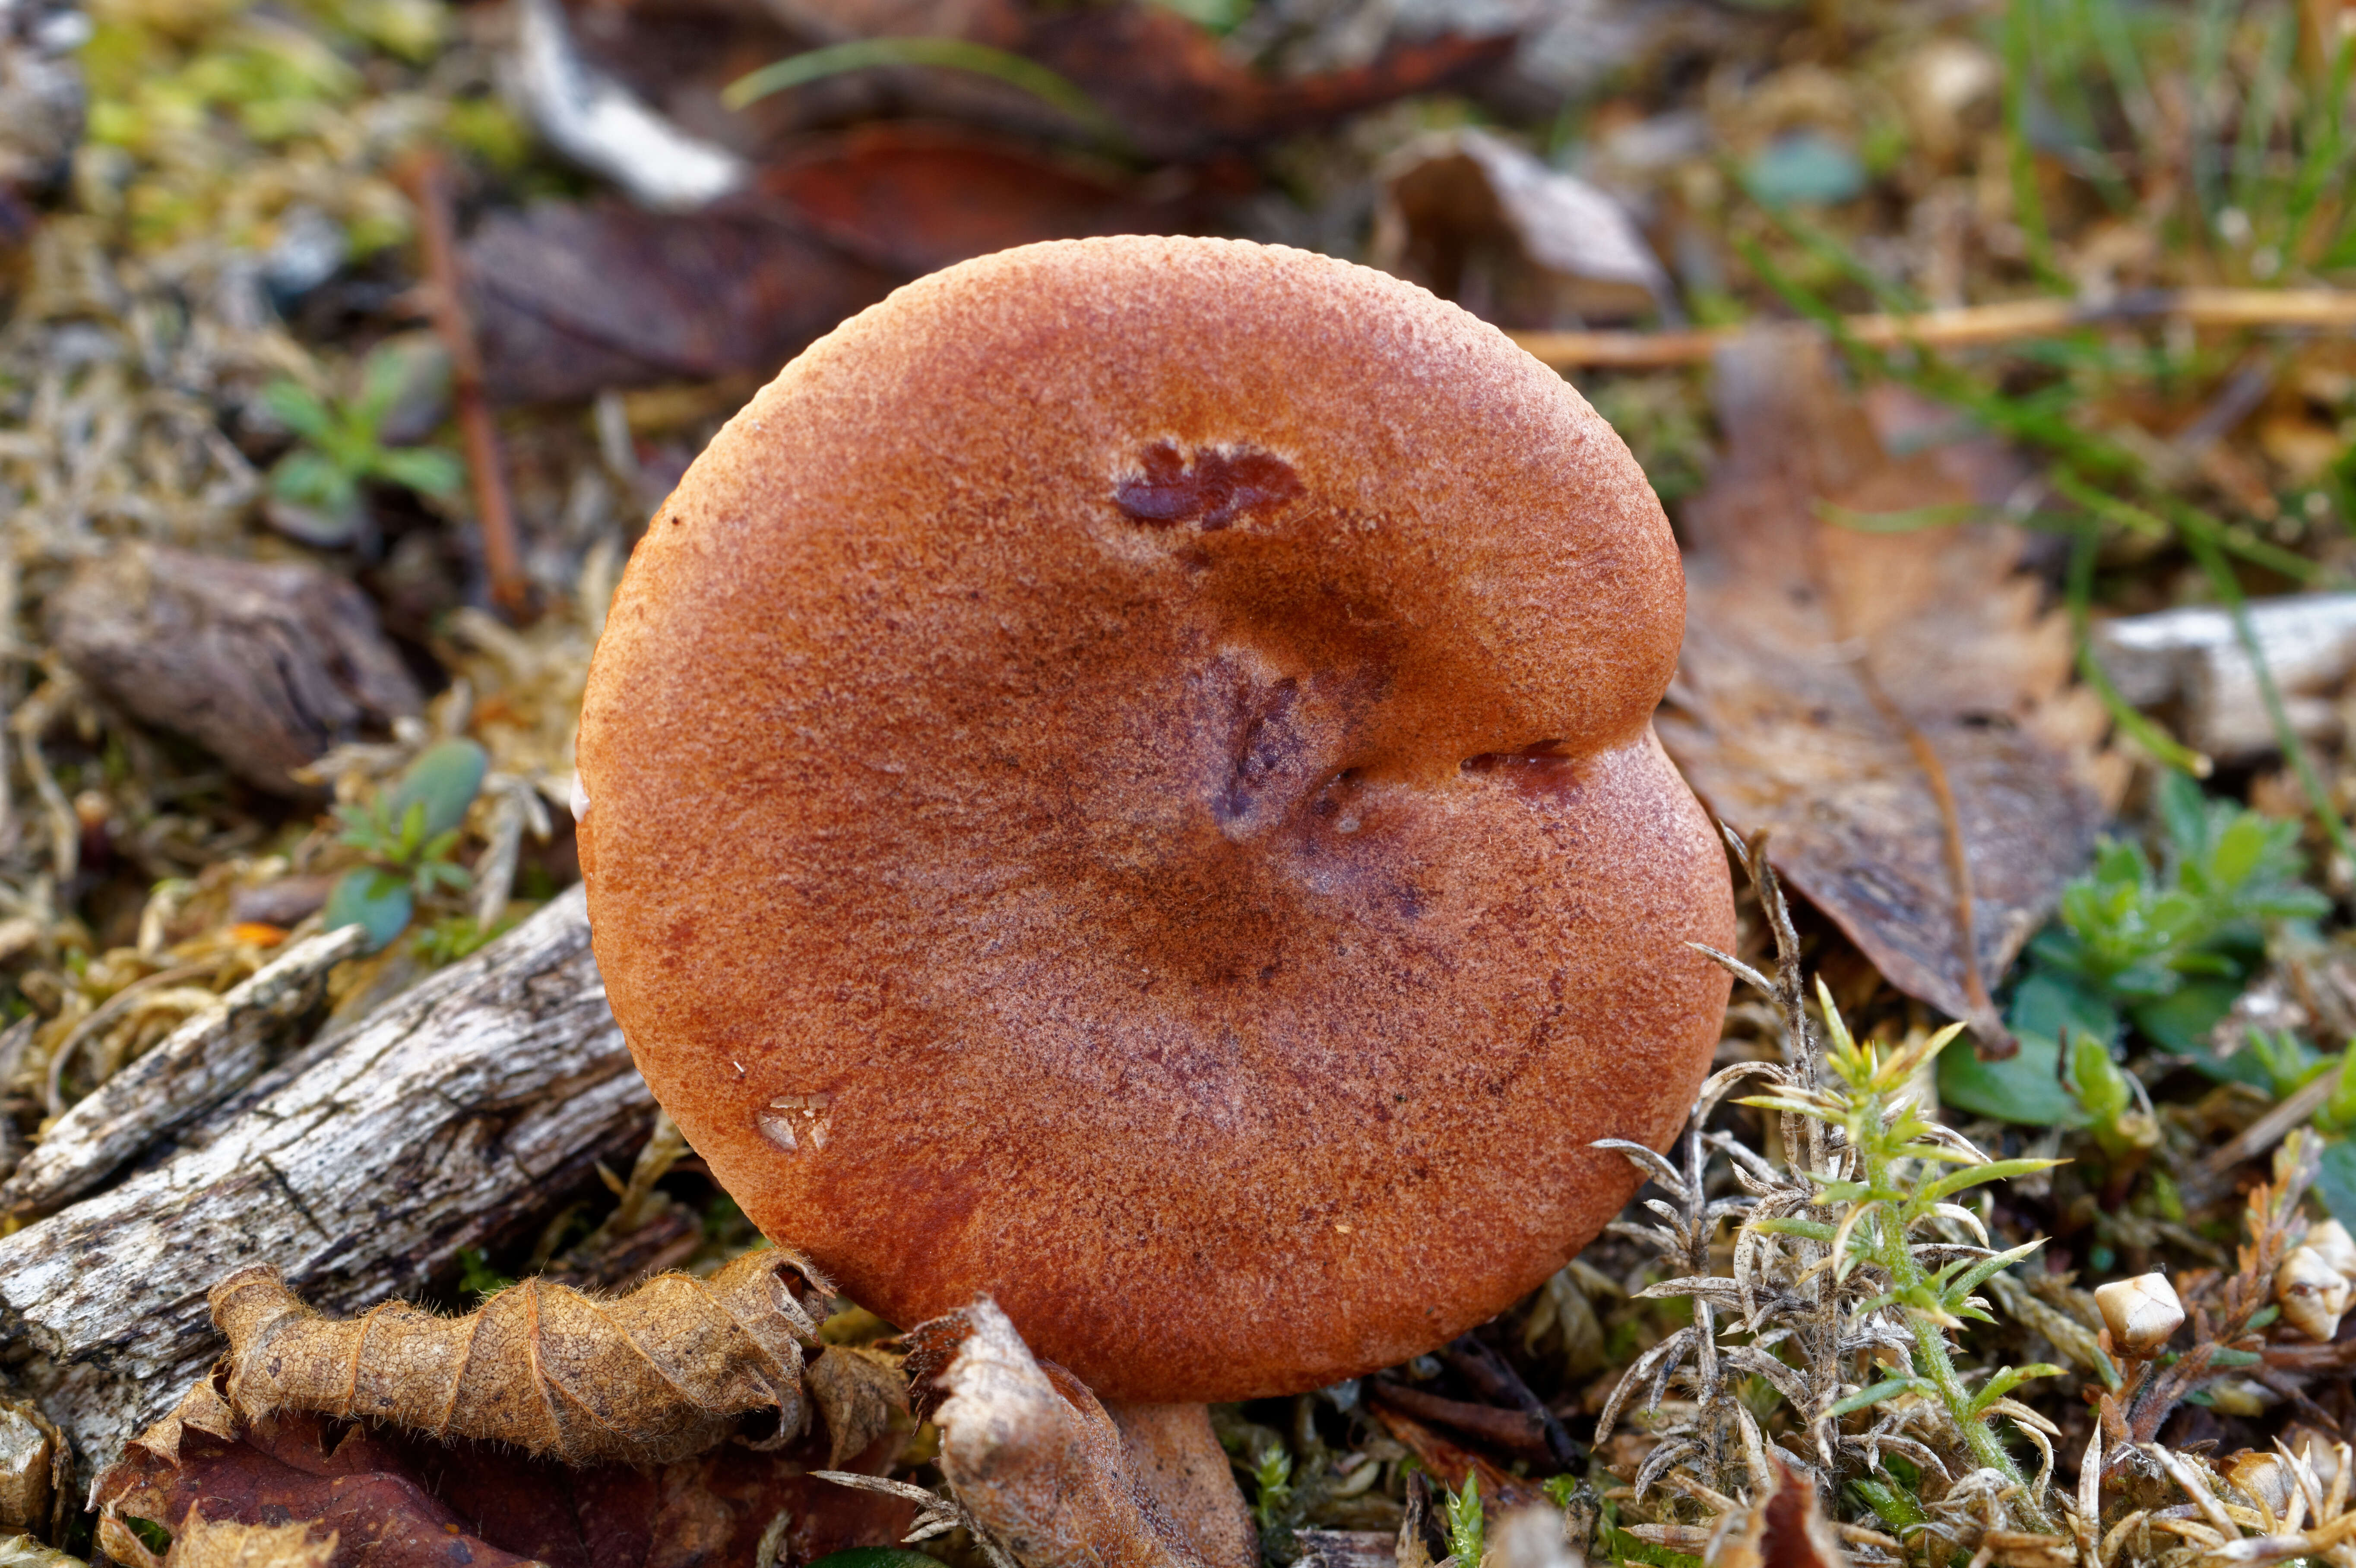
[2035,772,2328,1001]
[262,341,460,544]
[1943,772,2328,1123]
[1439,1476,1485,1568]
[1739,993,2064,1522]
[454,1247,516,1299]
[323,739,489,952]
[1608,834,2062,1533]
[1247,1446,1294,1536]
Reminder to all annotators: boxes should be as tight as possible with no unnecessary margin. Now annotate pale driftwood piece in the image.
[2090,593,2356,762]
[0,924,368,1216]
[0,886,652,1471]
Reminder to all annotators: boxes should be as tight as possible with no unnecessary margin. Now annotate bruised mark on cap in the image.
[1115,441,1303,532]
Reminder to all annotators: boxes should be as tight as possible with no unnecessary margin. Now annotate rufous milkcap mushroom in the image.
[577,235,1735,1402]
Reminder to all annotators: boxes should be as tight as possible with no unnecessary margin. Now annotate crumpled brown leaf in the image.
[47,543,422,798]
[1705,1457,1849,1568]
[0,1397,66,1540]
[165,1516,337,1568]
[215,1247,816,1466]
[808,1344,909,1470]
[94,1364,919,1568]
[1656,331,2118,1050]
[911,1300,1254,1568]
[1374,127,1673,327]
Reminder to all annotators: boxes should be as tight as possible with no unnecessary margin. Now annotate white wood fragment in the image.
[0,886,652,1474]
[0,924,367,1215]
[2090,593,2356,760]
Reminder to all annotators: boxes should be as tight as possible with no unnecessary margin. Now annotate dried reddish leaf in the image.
[215,1249,814,1467]
[469,128,1201,406]
[759,127,1194,278]
[1365,1404,1547,1511]
[95,1371,919,1568]
[1656,332,2116,1049]
[467,199,895,405]
[919,1300,1254,1568]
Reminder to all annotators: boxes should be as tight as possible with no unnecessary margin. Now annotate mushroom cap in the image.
[578,236,1734,1401]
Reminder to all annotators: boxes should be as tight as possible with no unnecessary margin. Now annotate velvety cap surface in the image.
[578,236,1734,1401]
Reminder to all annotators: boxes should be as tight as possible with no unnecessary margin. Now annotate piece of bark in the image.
[926,1299,1252,1568]
[2092,593,2356,762]
[1366,1405,1548,1511]
[1291,1532,1396,1568]
[0,1399,64,1539]
[0,886,652,1473]
[47,543,423,797]
[214,1250,813,1466]
[1366,1381,1551,1461]
[1656,331,2115,1051]
[2,926,366,1216]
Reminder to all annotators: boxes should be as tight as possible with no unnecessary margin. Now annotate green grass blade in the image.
[723,38,1119,141]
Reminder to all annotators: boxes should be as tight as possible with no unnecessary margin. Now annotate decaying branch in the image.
[1,925,366,1215]
[0,886,651,1471]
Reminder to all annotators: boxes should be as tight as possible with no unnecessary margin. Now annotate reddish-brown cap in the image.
[578,236,1733,1402]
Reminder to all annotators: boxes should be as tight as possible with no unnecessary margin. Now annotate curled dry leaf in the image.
[95,1365,921,1568]
[1657,331,2116,1050]
[1707,1457,1850,1568]
[0,1398,66,1540]
[918,1299,1254,1568]
[808,1344,910,1470]
[214,1248,817,1467]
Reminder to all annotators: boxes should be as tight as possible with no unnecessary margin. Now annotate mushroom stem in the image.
[1102,1402,1256,1568]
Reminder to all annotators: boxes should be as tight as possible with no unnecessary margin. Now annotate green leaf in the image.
[1749,1216,1837,1242]
[1827,1376,1929,1418]
[2316,1138,2356,1228]
[1938,1239,2050,1305]
[260,378,338,440]
[372,444,464,498]
[1968,1363,2065,1416]
[1941,971,2108,1126]
[323,866,412,952]
[387,739,489,839]
[269,449,359,513]
[1921,1157,2068,1202]
[724,38,1121,144]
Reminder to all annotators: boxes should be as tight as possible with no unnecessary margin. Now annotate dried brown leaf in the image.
[808,1344,909,1470]
[924,1299,1253,1568]
[0,1398,66,1540]
[164,1516,336,1568]
[47,544,422,798]
[1365,1404,1548,1511]
[95,1369,918,1568]
[1657,331,2116,1049]
[1707,1457,1848,1568]
[214,1248,814,1467]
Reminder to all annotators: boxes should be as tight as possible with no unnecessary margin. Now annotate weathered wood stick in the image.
[1509,286,2356,369]
[0,924,367,1216]
[0,886,652,1473]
